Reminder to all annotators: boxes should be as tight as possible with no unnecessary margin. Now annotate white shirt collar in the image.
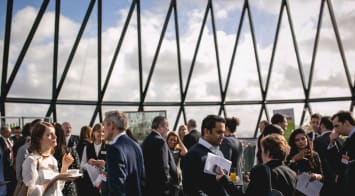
[110,132,126,144]
[94,143,102,157]
[320,130,332,136]
[152,130,162,138]
[65,135,71,144]
[198,138,222,156]
[198,138,214,150]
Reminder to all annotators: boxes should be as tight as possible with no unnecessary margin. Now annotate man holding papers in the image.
[182,114,228,195]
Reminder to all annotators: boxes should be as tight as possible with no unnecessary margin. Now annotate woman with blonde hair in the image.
[178,125,188,141]
[22,122,77,196]
[166,131,188,195]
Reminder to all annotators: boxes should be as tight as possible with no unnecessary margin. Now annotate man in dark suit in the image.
[103,110,145,196]
[62,122,80,149]
[142,116,179,196]
[314,116,341,195]
[220,117,243,171]
[327,111,355,195]
[183,119,200,149]
[307,113,321,142]
[182,115,228,195]
[0,126,16,196]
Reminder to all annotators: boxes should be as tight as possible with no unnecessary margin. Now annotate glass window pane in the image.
[184,106,220,133]
[249,0,280,86]
[288,1,320,84]
[56,105,96,135]
[266,103,305,130]
[225,105,261,138]
[144,106,180,131]
[332,1,355,82]
[310,2,352,98]
[310,101,352,117]
[225,14,262,101]
[7,1,56,99]
[266,10,305,100]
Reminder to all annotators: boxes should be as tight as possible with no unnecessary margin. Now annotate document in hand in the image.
[204,152,232,175]
[296,173,323,196]
[84,163,101,186]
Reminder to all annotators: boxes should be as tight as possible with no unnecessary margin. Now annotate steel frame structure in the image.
[1,0,354,137]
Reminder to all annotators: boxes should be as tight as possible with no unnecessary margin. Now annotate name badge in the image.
[100,151,107,155]
[341,154,350,165]
[43,169,58,180]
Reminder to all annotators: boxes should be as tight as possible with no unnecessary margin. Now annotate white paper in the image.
[42,169,58,180]
[84,163,101,186]
[204,152,232,175]
[296,173,323,196]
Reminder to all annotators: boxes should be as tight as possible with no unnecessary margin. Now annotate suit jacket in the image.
[67,135,80,148]
[314,131,342,184]
[266,160,297,196]
[183,129,200,150]
[0,137,16,195]
[221,164,278,196]
[0,145,7,195]
[220,135,243,169]
[107,134,145,196]
[328,132,355,194]
[182,143,228,196]
[142,131,179,196]
[307,131,319,142]
[344,160,355,196]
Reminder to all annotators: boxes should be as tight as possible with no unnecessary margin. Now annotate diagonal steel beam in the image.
[46,0,96,117]
[5,0,50,96]
[1,0,13,118]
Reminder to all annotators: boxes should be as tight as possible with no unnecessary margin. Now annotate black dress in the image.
[76,143,108,196]
[287,152,323,175]
[54,148,81,196]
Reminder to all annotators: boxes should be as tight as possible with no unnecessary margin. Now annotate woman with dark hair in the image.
[255,124,284,165]
[217,134,297,196]
[22,122,77,196]
[220,117,243,173]
[77,123,107,196]
[287,128,323,180]
[53,123,80,196]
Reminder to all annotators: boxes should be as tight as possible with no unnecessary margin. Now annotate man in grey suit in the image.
[141,116,179,196]
[103,111,145,196]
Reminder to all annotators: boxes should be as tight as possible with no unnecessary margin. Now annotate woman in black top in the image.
[287,128,323,180]
[218,134,297,196]
[53,123,81,196]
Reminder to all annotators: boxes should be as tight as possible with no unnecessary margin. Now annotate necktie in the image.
[6,139,14,162]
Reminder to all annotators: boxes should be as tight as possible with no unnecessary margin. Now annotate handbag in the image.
[13,157,39,196]
[13,181,28,196]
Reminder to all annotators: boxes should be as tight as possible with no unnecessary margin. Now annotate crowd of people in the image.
[0,110,354,196]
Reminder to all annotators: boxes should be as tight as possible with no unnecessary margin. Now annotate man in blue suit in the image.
[103,110,145,196]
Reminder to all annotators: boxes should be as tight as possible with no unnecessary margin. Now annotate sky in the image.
[0,0,354,137]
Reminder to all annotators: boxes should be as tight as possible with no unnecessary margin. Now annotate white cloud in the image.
[1,1,354,135]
